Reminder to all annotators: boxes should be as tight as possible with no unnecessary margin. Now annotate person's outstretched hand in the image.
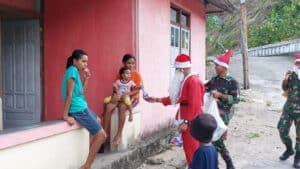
[144,96,156,103]
[178,123,188,133]
[211,90,223,99]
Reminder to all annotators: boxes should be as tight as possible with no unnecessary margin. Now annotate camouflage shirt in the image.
[282,71,300,110]
[205,75,240,113]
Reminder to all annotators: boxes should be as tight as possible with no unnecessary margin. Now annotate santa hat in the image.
[295,53,300,63]
[214,49,232,69]
[175,54,191,68]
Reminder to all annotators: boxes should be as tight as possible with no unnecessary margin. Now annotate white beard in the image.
[169,70,185,105]
[294,66,300,80]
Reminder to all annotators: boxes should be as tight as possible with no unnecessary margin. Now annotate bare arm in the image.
[83,68,91,92]
[63,79,76,125]
[212,91,229,101]
[128,86,141,96]
[282,71,292,91]
[83,79,89,92]
[212,80,240,104]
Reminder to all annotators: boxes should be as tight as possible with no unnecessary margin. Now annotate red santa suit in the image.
[161,54,205,165]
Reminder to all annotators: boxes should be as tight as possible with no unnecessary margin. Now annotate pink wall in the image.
[172,0,206,78]
[44,0,135,120]
[138,0,206,135]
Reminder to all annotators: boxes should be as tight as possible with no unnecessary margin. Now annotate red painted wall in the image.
[138,0,206,135]
[0,0,34,11]
[44,0,135,120]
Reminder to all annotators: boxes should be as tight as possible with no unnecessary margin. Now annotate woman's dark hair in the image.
[119,67,130,76]
[122,54,136,64]
[66,49,88,69]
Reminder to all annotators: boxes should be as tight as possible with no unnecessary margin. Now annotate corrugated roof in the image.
[203,0,236,14]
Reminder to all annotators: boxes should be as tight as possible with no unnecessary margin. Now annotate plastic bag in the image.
[170,119,184,147]
[171,131,183,147]
[203,93,227,141]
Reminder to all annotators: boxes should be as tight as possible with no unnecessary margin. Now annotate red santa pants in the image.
[182,127,200,165]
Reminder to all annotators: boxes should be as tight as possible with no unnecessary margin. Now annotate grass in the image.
[247,132,260,139]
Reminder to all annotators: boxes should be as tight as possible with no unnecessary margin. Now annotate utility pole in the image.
[240,0,250,89]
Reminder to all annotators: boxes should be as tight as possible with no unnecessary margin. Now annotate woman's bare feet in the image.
[128,113,133,122]
[112,134,121,145]
[80,164,91,169]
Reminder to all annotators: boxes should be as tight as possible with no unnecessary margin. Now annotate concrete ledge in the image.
[0,120,82,150]
[93,127,176,169]
[110,106,141,151]
[0,127,89,169]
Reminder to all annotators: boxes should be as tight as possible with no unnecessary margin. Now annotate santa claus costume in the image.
[160,54,205,165]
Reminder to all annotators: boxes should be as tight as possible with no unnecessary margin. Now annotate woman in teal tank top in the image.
[62,49,107,169]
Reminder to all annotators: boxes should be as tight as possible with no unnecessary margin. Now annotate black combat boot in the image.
[294,152,300,168]
[280,144,294,161]
[225,158,235,169]
[222,153,235,169]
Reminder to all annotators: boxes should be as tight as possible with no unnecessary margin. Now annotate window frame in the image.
[170,5,191,55]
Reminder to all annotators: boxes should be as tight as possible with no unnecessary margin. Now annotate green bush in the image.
[248,0,300,47]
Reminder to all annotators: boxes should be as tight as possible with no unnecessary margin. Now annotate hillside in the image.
[206,0,300,56]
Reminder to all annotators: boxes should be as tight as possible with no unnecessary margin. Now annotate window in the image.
[170,6,191,66]
[180,13,189,27]
[169,6,191,81]
[171,8,178,23]
[171,26,179,48]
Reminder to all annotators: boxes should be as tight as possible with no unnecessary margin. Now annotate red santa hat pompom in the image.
[295,53,300,63]
[175,54,191,68]
[214,49,232,69]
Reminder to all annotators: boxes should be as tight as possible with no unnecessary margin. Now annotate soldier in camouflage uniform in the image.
[206,49,240,169]
[278,53,300,168]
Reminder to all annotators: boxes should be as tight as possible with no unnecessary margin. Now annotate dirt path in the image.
[224,55,296,169]
[139,55,297,169]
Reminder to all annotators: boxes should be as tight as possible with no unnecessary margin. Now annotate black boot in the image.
[221,151,235,169]
[280,144,294,161]
[294,152,300,168]
[225,158,235,169]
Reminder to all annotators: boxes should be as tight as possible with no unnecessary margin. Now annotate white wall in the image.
[0,128,89,169]
[110,107,141,151]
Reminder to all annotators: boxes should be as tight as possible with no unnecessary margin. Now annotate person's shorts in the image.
[123,95,132,106]
[103,95,121,104]
[103,96,112,104]
[103,95,131,106]
[69,108,102,135]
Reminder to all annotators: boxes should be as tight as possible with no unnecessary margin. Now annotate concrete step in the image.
[92,127,176,169]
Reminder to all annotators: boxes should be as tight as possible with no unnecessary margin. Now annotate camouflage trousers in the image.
[278,103,300,152]
[213,109,233,162]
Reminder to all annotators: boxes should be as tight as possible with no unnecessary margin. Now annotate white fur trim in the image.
[177,72,198,120]
[178,72,198,98]
[175,61,191,68]
[295,59,300,63]
[214,59,229,68]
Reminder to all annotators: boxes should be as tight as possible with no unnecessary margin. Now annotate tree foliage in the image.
[248,0,300,47]
[206,0,300,55]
